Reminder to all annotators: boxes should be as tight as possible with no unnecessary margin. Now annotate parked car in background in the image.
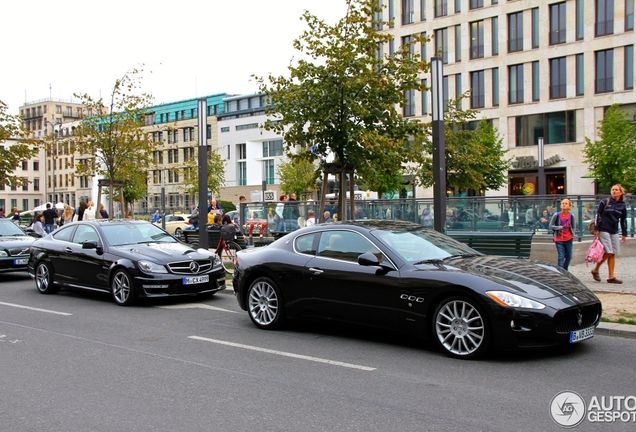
[152,212,190,239]
[232,220,601,359]
[0,219,37,273]
[28,220,226,305]
[226,208,272,236]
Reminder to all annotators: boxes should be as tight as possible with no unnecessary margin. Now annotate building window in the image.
[508,12,524,53]
[236,123,259,131]
[421,32,427,61]
[471,70,485,108]
[454,25,461,62]
[443,75,449,112]
[627,0,635,31]
[421,0,427,21]
[264,159,275,185]
[550,58,567,99]
[263,140,284,157]
[455,74,462,108]
[33,178,39,191]
[470,0,484,9]
[435,0,448,17]
[492,68,499,106]
[532,8,540,48]
[550,3,567,45]
[470,21,484,59]
[625,45,634,89]
[402,35,415,60]
[421,78,428,114]
[404,89,416,116]
[221,127,230,133]
[576,54,585,95]
[515,111,576,146]
[596,0,615,36]
[402,0,414,24]
[33,161,39,171]
[509,64,524,104]
[389,39,395,57]
[238,161,247,186]
[237,143,247,160]
[532,61,540,101]
[435,28,448,64]
[454,0,461,13]
[22,183,28,191]
[595,49,614,93]
[492,17,499,56]
[21,161,28,170]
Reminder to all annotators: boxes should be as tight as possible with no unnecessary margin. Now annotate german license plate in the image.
[182,275,209,285]
[570,326,594,343]
[14,258,28,265]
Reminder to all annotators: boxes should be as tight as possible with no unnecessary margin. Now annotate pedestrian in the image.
[306,209,316,226]
[187,207,199,230]
[74,201,88,222]
[0,208,5,218]
[590,184,628,284]
[525,206,536,230]
[285,192,300,230]
[42,203,58,233]
[152,209,161,223]
[60,204,74,226]
[275,195,286,232]
[238,195,249,223]
[208,199,224,215]
[549,198,575,270]
[99,203,109,219]
[323,210,332,222]
[11,207,21,222]
[420,205,433,228]
[83,201,96,220]
[33,213,46,237]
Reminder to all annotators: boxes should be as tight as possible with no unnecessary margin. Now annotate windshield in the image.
[101,223,179,246]
[0,220,28,236]
[371,227,480,263]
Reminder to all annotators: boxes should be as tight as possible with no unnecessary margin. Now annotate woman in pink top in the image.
[549,198,575,270]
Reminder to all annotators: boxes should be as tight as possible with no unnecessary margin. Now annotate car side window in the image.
[51,225,75,242]
[72,225,99,245]
[294,233,318,255]
[316,231,382,263]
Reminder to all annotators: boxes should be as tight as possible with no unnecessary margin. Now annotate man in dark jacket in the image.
[42,203,58,234]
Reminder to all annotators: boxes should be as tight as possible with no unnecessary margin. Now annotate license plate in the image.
[182,275,209,285]
[14,258,28,265]
[570,326,595,343]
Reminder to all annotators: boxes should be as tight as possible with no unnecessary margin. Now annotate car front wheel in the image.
[247,277,285,330]
[111,269,136,306]
[35,261,60,294]
[174,227,183,239]
[433,296,490,359]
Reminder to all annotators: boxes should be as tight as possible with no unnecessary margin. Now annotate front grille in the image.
[167,259,212,275]
[554,303,602,333]
[8,247,30,256]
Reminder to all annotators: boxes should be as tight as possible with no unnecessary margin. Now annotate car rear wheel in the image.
[111,269,136,306]
[433,296,490,359]
[247,277,285,329]
[174,227,183,239]
[35,261,60,294]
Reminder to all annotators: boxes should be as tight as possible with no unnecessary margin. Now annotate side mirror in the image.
[82,240,104,255]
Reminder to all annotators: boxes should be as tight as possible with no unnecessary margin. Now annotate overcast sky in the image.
[1,0,348,114]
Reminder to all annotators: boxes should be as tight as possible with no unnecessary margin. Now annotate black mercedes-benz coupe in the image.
[232,220,601,359]
[28,219,226,305]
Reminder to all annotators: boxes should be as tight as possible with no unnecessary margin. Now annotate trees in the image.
[254,0,429,220]
[0,100,39,188]
[584,104,636,192]
[413,97,510,194]
[276,149,320,198]
[72,66,156,218]
[180,144,226,199]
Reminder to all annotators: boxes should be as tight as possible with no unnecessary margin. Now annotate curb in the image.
[596,322,636,339]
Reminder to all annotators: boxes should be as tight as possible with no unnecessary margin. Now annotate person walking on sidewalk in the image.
[590,184,628,284]
[550,198,575,270]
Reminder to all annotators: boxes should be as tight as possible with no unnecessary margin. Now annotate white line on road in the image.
[0,301,72,316]
[188,335,376,371]
[159,303,239,313]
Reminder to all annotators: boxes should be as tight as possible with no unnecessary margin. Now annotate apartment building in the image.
[381,0,635,196]
[0,138,46,213]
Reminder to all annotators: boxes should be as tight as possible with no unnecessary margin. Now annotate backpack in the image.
[585,237,605,266]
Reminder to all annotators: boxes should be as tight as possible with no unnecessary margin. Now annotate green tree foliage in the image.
[0,100,39,188]
[180,144,226,199]
[584,104,636,192]
[277,149,320,197]
[72,66,156,217]
[414,97,510,193]
[254,0,429,218]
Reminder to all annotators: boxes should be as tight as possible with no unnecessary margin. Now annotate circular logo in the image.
[550,391,586,428]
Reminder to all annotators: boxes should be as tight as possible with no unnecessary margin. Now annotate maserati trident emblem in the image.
[189,261,200,273]
[577,311,583,327]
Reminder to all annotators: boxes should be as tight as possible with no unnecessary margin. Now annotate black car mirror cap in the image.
[358,252,393,272]
[82,240,104,255]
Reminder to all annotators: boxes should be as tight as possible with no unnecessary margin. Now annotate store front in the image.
[509,155,566,195]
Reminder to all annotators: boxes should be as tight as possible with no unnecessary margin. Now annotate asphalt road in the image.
[1,272,635,432]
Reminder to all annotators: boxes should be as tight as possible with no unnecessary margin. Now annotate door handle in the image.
[65,247,73,253]
[308,267,323,275]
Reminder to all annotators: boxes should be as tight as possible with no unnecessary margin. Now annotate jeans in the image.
[45,223,55,234]
[555,240,573,270]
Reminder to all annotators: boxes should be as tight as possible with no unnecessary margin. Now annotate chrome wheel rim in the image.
[248,281,279,326]
[435,300,485,356]
[174,228,182,239]
[112,272,131,304]
[36,264,50,291]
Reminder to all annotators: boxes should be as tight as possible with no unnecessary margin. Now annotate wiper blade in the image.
[443,253,481,261]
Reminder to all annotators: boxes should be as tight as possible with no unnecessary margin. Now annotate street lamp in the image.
[45,119,62,204]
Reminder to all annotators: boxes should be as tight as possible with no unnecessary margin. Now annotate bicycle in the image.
[215,227,243,275]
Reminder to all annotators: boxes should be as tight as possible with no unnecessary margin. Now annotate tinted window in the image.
[51,225,75,242]
[295,233,318,255]
[316,230,382,263]
[0,220,28,236]
[73,225,100,245]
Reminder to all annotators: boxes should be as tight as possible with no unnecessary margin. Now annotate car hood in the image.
[111,242,213,262]
[423,255,591,300]
[0,235,36,245]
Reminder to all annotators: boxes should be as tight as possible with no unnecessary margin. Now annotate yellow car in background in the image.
[153,213,191,239]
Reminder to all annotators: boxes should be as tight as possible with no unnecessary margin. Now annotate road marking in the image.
[0,301,72,316]
[188,336,376,371]
[159,303,239,313]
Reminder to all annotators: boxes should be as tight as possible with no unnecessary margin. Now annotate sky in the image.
[1,0,348,114]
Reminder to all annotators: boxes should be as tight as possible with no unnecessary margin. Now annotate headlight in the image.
[486,291,546,309]
[137,260,168,274]
[0,250,8,257]
[213,254,222,267]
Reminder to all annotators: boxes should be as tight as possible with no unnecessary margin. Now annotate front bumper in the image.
[0,255,30,273]
[134,268,227,297]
